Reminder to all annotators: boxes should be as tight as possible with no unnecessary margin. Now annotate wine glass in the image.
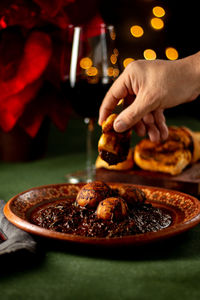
[62,24,119,183]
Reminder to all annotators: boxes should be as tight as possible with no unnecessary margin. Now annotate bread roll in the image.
[134,126,200,175]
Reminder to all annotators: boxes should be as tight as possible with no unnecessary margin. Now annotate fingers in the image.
[98,69,134,125]
[113,90,156,132]
[141,110,168,142]
[143,113,161,142]
[133,120,146,137]
[153,109,169,140]
[119,109,168,143]
[98,59,169,142]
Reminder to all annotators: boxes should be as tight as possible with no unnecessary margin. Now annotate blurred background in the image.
[100,0,199,63]
[0,0,199,161]
[100,0,200,118]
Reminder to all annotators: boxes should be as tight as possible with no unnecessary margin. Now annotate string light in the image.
[113,68,120,77]
[123,58,134,68]
[150,17,164,30]
[107,67,119,77]
[130,25,144,38]
[122,5,179,64]
[107,67,114,76]
[110,54,117,65]
[165,47,179,60]
[80,57,92,69]
[113,48,119,56]
[152,6,165,18]
[143,49,157,60]
[86,67,98,76]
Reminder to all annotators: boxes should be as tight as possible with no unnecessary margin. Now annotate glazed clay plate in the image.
[4,183,200,246]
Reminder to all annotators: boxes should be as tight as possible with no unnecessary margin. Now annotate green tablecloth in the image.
[1,116,200,300]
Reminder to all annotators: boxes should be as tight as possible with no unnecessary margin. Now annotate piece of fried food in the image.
[76,181,112,208]
[96,197,128,221]
[98,114,132,165]
[95,148,134,170]
[113,185,146,206]
[134,126,200,175]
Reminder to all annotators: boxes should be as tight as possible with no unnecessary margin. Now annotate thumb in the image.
[113,92,156,132]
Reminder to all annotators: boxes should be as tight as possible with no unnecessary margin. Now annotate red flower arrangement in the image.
[0,0,103,138]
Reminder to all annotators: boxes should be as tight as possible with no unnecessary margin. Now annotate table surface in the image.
[1,115,200,300]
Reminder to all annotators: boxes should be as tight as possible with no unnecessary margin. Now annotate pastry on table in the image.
[134,126,200,175]
[98,113,132,166]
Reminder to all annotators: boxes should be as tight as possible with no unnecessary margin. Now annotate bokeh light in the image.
[86,66,98,76]
[110,54,117,65]
[80,57,92,69]
[113,48,119,56]
[123,58,134,68]
[130,25,144,38]
[107,67,114,76]
[165,47,179,60]
[150,17,164,30]
[107,67,120,77]
[152,6,165,18]
[113,68,120,77]
[143,49,157,60]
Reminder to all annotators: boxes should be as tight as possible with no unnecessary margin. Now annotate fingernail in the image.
[114,120,127,132]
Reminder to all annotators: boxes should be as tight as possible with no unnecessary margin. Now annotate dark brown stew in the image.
[30,199,172,238]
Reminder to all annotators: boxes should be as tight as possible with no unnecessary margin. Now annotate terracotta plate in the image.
[4,183,200,246]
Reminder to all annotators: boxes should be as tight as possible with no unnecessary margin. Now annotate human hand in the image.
[99,53,200,142]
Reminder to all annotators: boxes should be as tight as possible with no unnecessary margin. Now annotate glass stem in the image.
[85,118,95,182]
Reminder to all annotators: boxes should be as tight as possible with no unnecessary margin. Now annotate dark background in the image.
[99,0,200,118]
[100,0,199,60]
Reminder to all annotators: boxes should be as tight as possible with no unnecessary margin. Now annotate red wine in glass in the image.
[62,24,119,183]
[62,78,112,119]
